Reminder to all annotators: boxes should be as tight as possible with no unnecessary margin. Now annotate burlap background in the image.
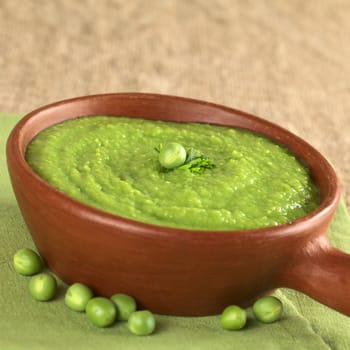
[1,0,349,205]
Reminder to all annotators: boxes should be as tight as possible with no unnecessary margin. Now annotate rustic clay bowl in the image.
[6,93,350,316]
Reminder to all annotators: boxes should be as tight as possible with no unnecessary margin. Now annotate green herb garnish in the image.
[154,144,163,153]
[155,143,215,174]
[179,152,215,174]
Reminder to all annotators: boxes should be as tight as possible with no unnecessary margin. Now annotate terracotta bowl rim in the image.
[7,92,341,240]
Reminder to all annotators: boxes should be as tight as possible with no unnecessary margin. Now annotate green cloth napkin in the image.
[1,114,350,350]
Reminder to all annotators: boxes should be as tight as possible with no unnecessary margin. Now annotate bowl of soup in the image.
[6,93,350,316]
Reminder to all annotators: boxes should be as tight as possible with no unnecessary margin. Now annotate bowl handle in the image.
[281,235,350,316]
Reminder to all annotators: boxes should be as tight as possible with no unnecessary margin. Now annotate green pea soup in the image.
[25,116,319,230]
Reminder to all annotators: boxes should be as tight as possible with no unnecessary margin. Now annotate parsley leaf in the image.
[154,143,163,153]
[179,154,215,174]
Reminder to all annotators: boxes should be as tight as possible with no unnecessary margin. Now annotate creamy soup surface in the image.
[26,116,319,230]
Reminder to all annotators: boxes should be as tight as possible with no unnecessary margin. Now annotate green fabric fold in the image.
[1,115,349,350]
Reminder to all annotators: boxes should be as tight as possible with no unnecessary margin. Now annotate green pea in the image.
[158,142,186,169]
[253,296,283,323]
[86,297,117,327]
[110,293,137,321]
[128,310,156,336]
[13,248,42,276]
[29,272,57,301]
[65,283,94,312]
[220,305,247,330]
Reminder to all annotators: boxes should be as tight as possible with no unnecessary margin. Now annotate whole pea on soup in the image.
[25,116,319,230]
